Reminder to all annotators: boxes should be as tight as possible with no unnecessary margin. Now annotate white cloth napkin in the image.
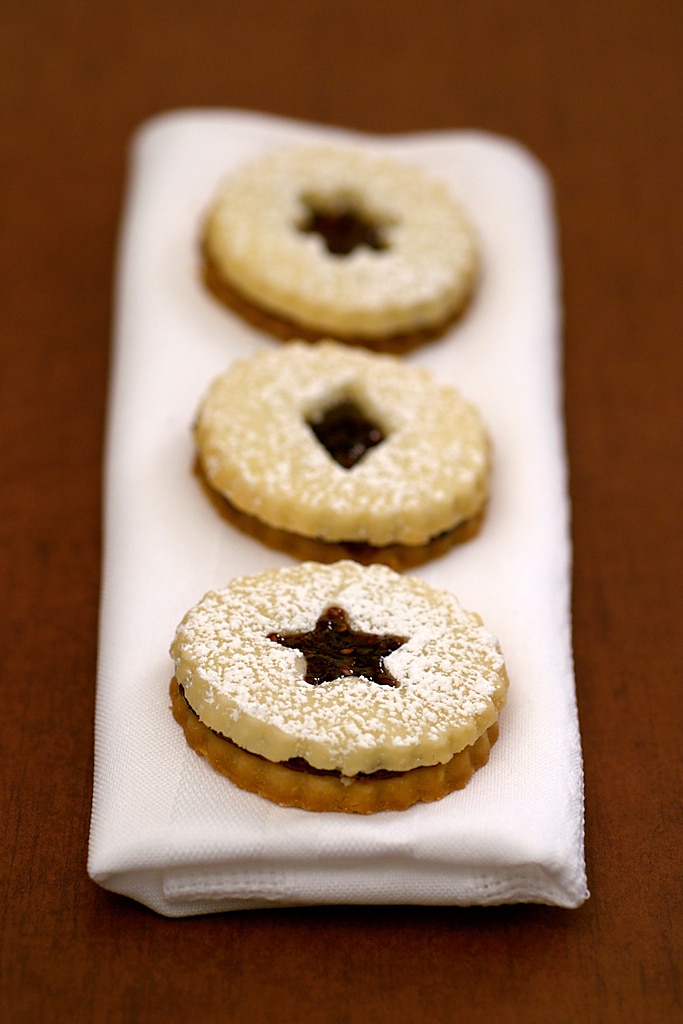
[87,109,588,916]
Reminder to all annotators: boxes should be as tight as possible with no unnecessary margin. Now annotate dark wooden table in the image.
[2,2,681,1021]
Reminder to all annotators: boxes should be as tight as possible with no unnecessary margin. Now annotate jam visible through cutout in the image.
[308,400,385,469]
[268,606,406,687]
[299,204,388,256]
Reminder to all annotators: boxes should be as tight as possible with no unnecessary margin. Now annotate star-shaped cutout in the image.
[299,205,388,256]
[268,606,406,687]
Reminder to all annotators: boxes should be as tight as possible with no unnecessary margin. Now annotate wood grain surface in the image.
[1,2,681,1021]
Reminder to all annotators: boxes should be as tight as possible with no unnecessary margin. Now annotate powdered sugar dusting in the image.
[171,561,508,776]
[203,143,478,337]
[195,341,490,547]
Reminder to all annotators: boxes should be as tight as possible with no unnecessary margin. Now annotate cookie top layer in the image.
[170,561,509,776]
[202,143,478,339]
[194,341,490,547]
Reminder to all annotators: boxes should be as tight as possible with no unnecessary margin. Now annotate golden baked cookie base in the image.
[170,676,499,814]
[201,246,467,354]
[194,457,485,571]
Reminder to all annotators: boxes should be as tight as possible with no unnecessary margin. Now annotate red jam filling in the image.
[267,606,406,686]
[308,400,384,469]
[299,206,387,256]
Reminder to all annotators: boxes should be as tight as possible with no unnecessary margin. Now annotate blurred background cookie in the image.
[202,143,478,352]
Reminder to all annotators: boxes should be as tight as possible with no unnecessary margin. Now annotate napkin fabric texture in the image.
[87,109,588,916]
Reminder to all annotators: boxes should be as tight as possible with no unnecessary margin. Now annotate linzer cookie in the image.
[170,561,509,813]
[194,341,491,569]
[201,143,478,352]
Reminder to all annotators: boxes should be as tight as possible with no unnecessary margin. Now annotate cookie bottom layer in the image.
[195,459,485,571]
[170,676,499,814]
[201,247,466,354]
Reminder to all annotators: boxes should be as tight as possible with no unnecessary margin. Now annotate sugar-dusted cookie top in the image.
[170,560,508,777]
[194,341,491,550]
[201,143,478,348]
